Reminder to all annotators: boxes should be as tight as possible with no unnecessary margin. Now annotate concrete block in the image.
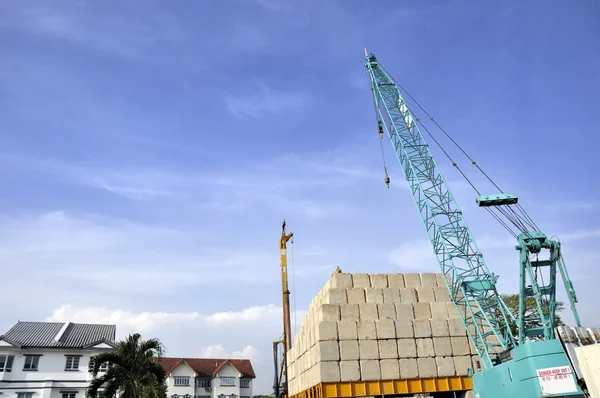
[378,340,398,359]
[397,339,417,358]
[347,288,366,304]
[465,391,474,398]
[382,288,401,304]
[323,288,348,304]
[365,288,384,304]
[316,321,338,341]
[352,273,370,288]
[315,361,341,383]
[404,273,421,288]
[380,359,400,380]
[413,319,432,338]
[433,337,453,357]
[448,318,467,336]
[454,356,472,376]
[339,340,359,361]
[388,274,405,288]
[436,272,451,288]
[394,320,414,338]
[447,302,460,318]
[469,339,478,355]
[395,303,415,320]
[337,320,358,340]
[399,287,417,303]
[430,318,449,337]
[358,340,379,360]
[357,321,377,340]
[315,341,340,362]
[377,303,396,319]
[340,303,360,321]
[415,287,435,302]
[417,357,437,378]
[451,336,471,356]
[433,287,451,302]
[339,360,360,382]
[318,304,341,321]
[420,273,438,287]
[414,303,432,320]
[328,273,353,289]
[370,274,389,288]
[430,302,449,319]
[359,359,381,381]
[358,303,378,321]
[416,338,435,357]
[399,358,418,379]
[375,319,396,339]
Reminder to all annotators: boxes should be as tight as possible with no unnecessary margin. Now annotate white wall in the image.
[165,362,253,398]
[167,362,196,397]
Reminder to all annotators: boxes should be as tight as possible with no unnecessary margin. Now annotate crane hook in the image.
[378,120,384,139]
[384,174,390,188]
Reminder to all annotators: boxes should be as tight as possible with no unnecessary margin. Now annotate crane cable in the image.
[365,67,391,188]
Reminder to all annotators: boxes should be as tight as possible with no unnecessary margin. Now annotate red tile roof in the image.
[159,357,256,378]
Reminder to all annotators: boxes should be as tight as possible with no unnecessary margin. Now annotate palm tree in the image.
[87,333,167,398]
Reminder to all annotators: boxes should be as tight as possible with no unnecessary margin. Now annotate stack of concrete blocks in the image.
[286,273,481,396]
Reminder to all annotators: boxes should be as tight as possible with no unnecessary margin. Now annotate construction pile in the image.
[286,272,479,395]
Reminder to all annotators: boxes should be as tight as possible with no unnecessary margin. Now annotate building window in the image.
[196,379,211,388]
[23,355,40,370]
[17,393,33,398]
[65,356,80,370]
[220,377,235,386]
[0,355,14,372]
[173,376,190,386]
[89,357,109,372]
[241,396,251,398]
[62,393,77,398]
[240,380,250,388]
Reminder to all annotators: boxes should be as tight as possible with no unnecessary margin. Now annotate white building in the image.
[159,358,255,398]
[0,321,116,398]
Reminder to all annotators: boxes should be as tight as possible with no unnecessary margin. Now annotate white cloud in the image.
[388,240,437,271]
[226,81,309,119]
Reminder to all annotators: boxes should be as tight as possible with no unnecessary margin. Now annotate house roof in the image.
[160,357,256,378]
[0,321,116,349]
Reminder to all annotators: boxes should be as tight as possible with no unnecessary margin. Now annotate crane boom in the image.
[364,52,515,368]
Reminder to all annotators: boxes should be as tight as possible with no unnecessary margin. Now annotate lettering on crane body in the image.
[536,366,578,394]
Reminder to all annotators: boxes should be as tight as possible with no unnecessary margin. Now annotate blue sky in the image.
[1,0,599,393]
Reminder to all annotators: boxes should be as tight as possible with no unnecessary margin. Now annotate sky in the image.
[1,0,599,394]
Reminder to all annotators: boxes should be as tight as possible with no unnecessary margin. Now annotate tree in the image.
[501,293,565,339]
[87,333,167,398]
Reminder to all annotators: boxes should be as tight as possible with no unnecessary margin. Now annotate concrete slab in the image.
[359,359,381,381]
[415,287,435,302]
[416,338,435,357]
[399,358,418,379]
[313,341,340,362]
[357,320,377,340]
[433,287,451,302]
[388,274,405,288]
[375,319,396,339]
[315,361,341,383]
[397,339,417,358]
[339,340,359,361]
[340,303,360,321]
[378,340,398,359]
[454,356,472,377]
[318,304,341,321]
[430,302,449,319]
[339,360,361,382]
[413,319,432,338]
[316,321,338,341]
[337,320,358,340]
[347,288,366,304]
[324,288,348,305]
[430,318,449,337]
[451,336,471,356]
[399,287,417,303]
[379,359,400,380]
[414,302,432,319]
[433,337,453,357]
[394,320,414,339]
[358,303,378,321]
[358,340,379,360]
[329,273,353,289]
[395,303,415,320]
[404,273,421,288]
[419,273,438,287]
[417,357,437,378]
[383,288,401,304]
[352,273,371,288]
[469,339,478,355]
[436,273,450,288]
[447,302,460,318]
[448,317,467,336]
[365,288,384,304]
[377,303,396,320]
[370,274,389,288]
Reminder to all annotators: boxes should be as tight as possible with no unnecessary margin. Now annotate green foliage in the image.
[87,333,167,398]
[501,293,565,339]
